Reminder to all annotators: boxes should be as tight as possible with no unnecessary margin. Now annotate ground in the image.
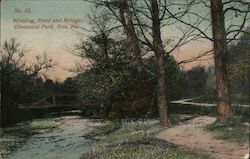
[82,115,212,159]
[156,116,249,159]
[2,115,249,159]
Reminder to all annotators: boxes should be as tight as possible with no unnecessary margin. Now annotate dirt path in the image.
[156,116,249,159]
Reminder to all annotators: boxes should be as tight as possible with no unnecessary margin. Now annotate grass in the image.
[83,143,209,159]
[0,136,25,159]
[0,118,58,159]
[92,119,161,144]
[82,114,212,159]
[170,114,198,124]
[205,116,249,145]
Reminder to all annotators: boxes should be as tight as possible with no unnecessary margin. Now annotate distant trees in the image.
[1,38,55,102]
[0,38,55,127]
[201,28,250,104]
[186,66,208,96]
[228,28,250,104]
[147,55,187,101]
[204,66,216,97]
[228,27,250,87]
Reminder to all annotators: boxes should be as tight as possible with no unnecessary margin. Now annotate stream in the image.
[1,115,94,159]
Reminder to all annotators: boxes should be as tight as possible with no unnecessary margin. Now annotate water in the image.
[5,115,93,159]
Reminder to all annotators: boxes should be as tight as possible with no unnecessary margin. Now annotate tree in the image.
[149,0,171,127]
[86,0,144,74]
[114,0,197,126]
[165,0,249,121]
[210,0,233,120]
[133,0,204,126]
[228,27,250,103]
[84,0,222,126]
[228,27,250,84]
[117,0,144,73]
[74,21,133,102]
[186,66,208,96]
[0,38,55,127]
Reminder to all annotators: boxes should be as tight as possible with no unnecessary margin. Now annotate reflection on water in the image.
[6,116,93,159]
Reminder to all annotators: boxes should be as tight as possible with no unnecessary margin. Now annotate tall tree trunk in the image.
[210,0,233,120]
[119,0,144,73]
[150,0,171,127]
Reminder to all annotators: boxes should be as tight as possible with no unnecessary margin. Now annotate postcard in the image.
[1,0,249,159]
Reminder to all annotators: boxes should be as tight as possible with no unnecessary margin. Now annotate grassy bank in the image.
[0,118,58,159]
[82,114,211,159]
[205,116,250,145]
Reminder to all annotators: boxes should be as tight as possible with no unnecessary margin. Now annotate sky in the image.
[2,0,245,81]
[1,0,93,81]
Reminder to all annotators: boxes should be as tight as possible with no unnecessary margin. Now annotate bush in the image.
[110,80,152,118]
[1,97,32,127]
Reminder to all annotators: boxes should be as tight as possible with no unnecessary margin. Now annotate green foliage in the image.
[0,39,59,126]
[0,39,55,105]
[84,120,121,140]
[170,114,198,124]
[146,55,187,100]
[110,80,152,118]
[185,66,208,96]
[78,63,132,103]
[84,143,211,159]
[230,93,249,105]
[93,120,161,143]
[0,137,24,159]
[28,119,58,130]
[165,56,188,100]
[228,28,250,96]
[202,29,250,104]
[76,30,139,116]
[204,66,216,96]
[206,117,249,145]
[1,97,32,126]
[77,33,188,117]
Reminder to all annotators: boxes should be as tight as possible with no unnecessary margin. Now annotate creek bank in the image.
[0,117,58,159]
[1,115,96,159]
